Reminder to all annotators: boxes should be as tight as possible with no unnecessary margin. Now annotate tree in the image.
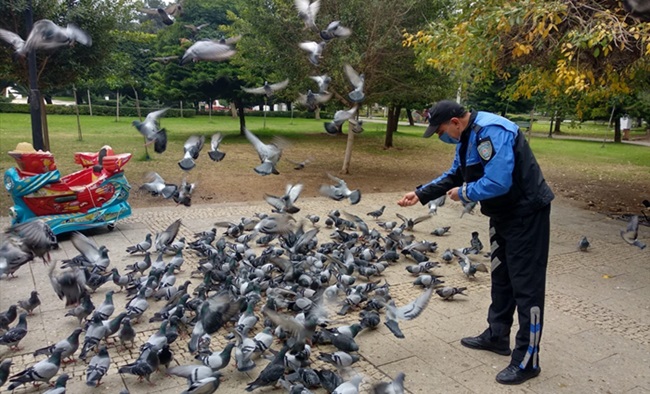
[405,0,650,142]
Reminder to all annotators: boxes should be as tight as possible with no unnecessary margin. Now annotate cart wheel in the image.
[107,224,115,232]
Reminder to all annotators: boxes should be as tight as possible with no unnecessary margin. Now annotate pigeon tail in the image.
[160,184,178,199]
[324,122,340,135]
[348,91,365,103]
[208,150,226,162]
[154,129,167,154]
[178,157,196,171]
[348,190,361,205]
[255,161,278,176]
[384,320,405,339]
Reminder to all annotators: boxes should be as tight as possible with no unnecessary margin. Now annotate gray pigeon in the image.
[0,239,33,278]
[79,314,108,361]
[7,348,63,390]
[0,358,12,388]
[430,226,451,236]
[460,201,477,218]
[344,64,365,103]
[435,286,468,300]
[324,106,359,134]
[155,219,182,252]
[71,232,110,272]
[372,372,405,394]
[244,128,287,175]
[310,74,331,93]
[208,132,226,162]
[297,90,332,111]
[320,21,352,41]
[367,206,386,219]
[64,293,94,325]
[117,317,136,348]
[245,346,289,391]
[48,263,88,307]
[41,373,69,394]
[118,344,159,383]
[578,236,590,251]
[139,172,178,199]
[180,40,236,65]
[428,195,446,214]
[0,313,27,350]
[320,173,361,204]
[396,213,431,231]
[332,375,363,393]
[454,249,488,278]
[189,291,244,353]
[265,184,303,214]
[179,135,206,171]
[126,234,152,254]
[17,290,40,315]
[180,371,222,394]
[173,177,196,207]
[95,290,115,320]
[132,108,169,154]
[317,351,360,368]
[197,342,235,370]
[299,41,326,65]
[620,215,646,249]
[243,79,290,97]
[384,287,433,339]
[0,305,18,331]
[0,19,91,56]
[168,364,213,385]
[294,0,320,31]
[5,219,58,263]
[86,346,110,386]
[33,327,83,362]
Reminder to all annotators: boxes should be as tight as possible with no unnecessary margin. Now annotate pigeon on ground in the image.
[0,358,12,388]
[132,108,169,154]
[174,177,196,207]
[0,19,91,56]
[454,249,488,278]
[320,21,352,41]
[181,371,222,394]
[5,219,58,263]
[245,346,289,391]
[620,215,646,249]
[372,372,405,394]
[118,344,159,384]
[324,106,358,134]
[467,231,483,253]
[430,226,451,237]
[208,132,226,162]
[126,234,152,255]
[243,79,290,97]
[344,64,365,103]
[435,286,468,300]
[297,90,332,111]
[310,74,331,93]
[317,351,360,368]
[179,135,205,171]
[168,364,214,385]
[33,328,82,363]
[180,40,236,64]
[299,41,326,65]
[86,346,110,386]
[155,219,182,252]
[578,236,590,252]
[17,290,40,315]
[320,173,361,204]
[367,206,386,219]
[0,239,33,278]
[0,305,18,332]
[126,287,150,322]
[48,263,88,307]
[117,318,136,348]
[244,128,287,176]
[189,291,244,353]
[7,348,63,389]
[265,184,303,214]
[65,293,94,325]
[139,172,178,199]
[332,375,363,394]
[295,0,320,31]
[79,315,107,361]
[197,342,235,371]
[95,291,115,320]
[428,195,446,214]
[0,313,27,351]
[383,287,434,339]
[41,373,69,394]
[71,232,110,272]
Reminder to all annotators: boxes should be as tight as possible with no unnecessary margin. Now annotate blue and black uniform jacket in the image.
[415,111,554,219]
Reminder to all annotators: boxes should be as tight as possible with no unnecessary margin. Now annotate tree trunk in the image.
[553,113,563,133]
[237,99,246,135]
[132,86,142,121]
[209,97,212,122]
[314,106,320,120]
[230,102,237,118]
[115,91,120,122]
[406,108,414,126]
[73,84,82,141]
[40,95,50,151]
[87,89,92,116]
[341,122,355,174]
[385,105,400,148]
[614,114,622,143]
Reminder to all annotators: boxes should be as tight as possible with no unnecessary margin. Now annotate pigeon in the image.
[208,132,226,161]
[7,348,63,390]
[243,79,290,97]
[412,274,444,288]
[126,234,152,254]
[454,249,488,278]
[324,106,358,135]
[344,64,365,103]
[132,108,169,154]
[245,346,289,391]
[578,236,590,252]
[197,342,235,371]
[174,177,196,207]
[320,21,352,41]
[17,290,40,315]
[0,359,12,388]
[310,74,331,93]
[0,305,18,332]
[0,19,91,56]
[156,7,176,25]
[320,173,361,204]
[0,239,33,278]
[168,364,214,385]
[65,293,94,325]
[367,206,386,219]
[294,0,320,31]
[396,213,431,231]
[141,3,182,25]
[620,215,646,249]
[155,219,182,252]
[460,201,477,218]
[125,287,150,322]
[48,263,88,307]
[0,313,27,351]
[287,157,313,170]
[95,290,115,320]
[436,286,468,300]
[430,226,451,236]
[299,41,327,65]
[33,328,82,363]
[118,344,159,384]
[189,291,244,353]
[332,375,363,394]
[41,373,69,394]
[372,372,405,394]
[428,195,446,214]
[5,219,58,263]
[179,135,206,171]
[117,317,136,348]
[71,232,110,272]
[297,90,332,111]
[79,314,108,361]
[244,128,287,175]
[383,287,434,339]
[181,371,222,394]
[139,172,178,199]
[180,40,236,64]
[185,23,210,33]
[467,231,484,253]
[265,184,303,214]
[85,345,110,387]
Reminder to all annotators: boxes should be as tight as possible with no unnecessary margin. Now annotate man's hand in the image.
[447,187,460,201]
[397,192,419,207]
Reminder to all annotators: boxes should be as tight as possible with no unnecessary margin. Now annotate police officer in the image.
[398,100,554,385]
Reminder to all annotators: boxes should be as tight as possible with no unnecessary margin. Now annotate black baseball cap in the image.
[423,100,467,138]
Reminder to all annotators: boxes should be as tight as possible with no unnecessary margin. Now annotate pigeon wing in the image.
[344,64,363,88]
[396,287,433,320]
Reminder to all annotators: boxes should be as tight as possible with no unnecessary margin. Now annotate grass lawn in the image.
[0,112,648,216]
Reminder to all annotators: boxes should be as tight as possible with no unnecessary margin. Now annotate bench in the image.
[515,121,531,132]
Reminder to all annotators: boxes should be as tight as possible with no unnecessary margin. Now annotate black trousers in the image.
[486,204,551,369]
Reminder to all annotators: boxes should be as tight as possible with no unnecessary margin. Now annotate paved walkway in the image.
[0,193,648,394]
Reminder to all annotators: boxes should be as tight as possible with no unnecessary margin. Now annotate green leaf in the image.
[593,47,600,58]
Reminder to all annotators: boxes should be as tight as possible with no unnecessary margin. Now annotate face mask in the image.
[439,132,460,144]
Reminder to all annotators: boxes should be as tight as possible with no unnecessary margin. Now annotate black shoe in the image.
[460,335,511,356]
[496,364,541,385]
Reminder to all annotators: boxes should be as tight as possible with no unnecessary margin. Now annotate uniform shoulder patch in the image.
[477,138,493,161]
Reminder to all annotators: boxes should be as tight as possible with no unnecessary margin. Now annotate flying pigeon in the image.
[286,157,312,170]
[294,0,320,31]
[179,135,205,171]
[132,108,169,154]
[71,232,110,272]
[155,219,182,252]
[324,106,360,134]
[180,40,236,65]
[242,79,290,97]
[265,184,303,214]
[310,74,331,93]
[5,219,58,263]
[460,201,477,218]
[174,178,196,207]
[620,215,646,249]
[320,21,352,41]
[185,23,210,33]
[428,195,446,214]
[0,239,33,278]
[297,90,332,111]
[372,372,406,394]
[344,64,365,103]
[208,132,226,162]
[0,19,91,56]
[320,173,361,204]
[140,172,178,199]
[48,263,88,307]
[383,287,434,338]
[244,128,287,175]
[299,41,326,65]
